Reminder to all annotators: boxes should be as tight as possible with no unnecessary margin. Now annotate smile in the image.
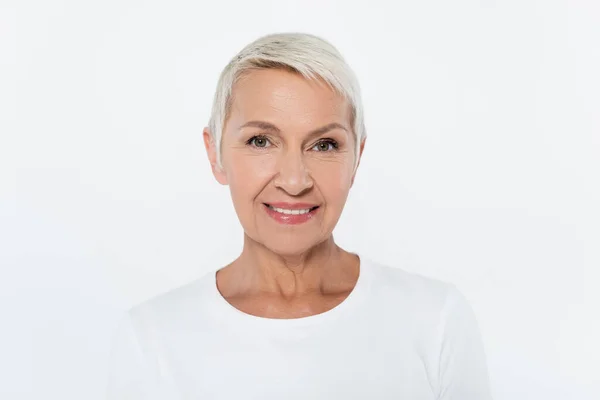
[266,204,318,215]
[263,203,320,225]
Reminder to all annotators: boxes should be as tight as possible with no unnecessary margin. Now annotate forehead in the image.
[228,68,351,129]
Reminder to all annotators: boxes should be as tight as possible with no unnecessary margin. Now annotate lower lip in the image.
[264,204,319,225]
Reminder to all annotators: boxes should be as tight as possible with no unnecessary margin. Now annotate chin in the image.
[254,233,330,257]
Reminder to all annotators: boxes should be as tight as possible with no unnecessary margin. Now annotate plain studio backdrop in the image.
[1,0,599,399]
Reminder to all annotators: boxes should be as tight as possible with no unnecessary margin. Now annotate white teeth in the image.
[269,206,312,215]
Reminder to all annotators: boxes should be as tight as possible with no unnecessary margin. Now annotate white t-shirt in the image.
[107,257,492,399]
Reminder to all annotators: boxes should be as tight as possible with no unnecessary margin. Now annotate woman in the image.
[107,32,492,399]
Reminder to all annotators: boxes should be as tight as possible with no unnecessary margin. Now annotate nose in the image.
[273,150,313,196]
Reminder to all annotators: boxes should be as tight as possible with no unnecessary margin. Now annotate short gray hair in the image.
[207,32,366,169]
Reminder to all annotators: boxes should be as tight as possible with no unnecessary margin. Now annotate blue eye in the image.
[312,139,338,152]
[247,136,272,148]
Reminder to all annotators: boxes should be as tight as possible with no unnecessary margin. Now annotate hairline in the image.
[208,33,366,169]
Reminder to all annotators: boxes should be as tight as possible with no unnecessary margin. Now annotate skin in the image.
[203,68,365,319]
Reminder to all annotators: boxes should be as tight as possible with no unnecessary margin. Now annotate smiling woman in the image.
[206,67,360,257]
[107,33,492,400]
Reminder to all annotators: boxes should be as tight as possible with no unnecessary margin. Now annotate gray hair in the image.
[207,32,366,169]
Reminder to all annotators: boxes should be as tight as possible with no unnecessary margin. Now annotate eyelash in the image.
[312,139,339,152]
[246,135,339,152]
[246,135,272,149]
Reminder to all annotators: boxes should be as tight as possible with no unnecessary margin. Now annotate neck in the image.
[224,235,357,298]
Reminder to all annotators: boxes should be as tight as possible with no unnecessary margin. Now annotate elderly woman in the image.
[107,33,492,399]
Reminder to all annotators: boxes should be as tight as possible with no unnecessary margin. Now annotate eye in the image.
[311,139,338,152]
[247,135,272,148]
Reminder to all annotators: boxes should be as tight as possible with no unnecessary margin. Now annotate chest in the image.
[158,325,437,400]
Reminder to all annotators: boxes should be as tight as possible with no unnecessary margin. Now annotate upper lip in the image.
[264,202,319,210]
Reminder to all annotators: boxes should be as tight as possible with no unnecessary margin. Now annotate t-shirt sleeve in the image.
[106,312,158,400]
[436,286,493,400]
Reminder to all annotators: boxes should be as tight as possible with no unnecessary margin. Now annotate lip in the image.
[263,203,320,225]
[265,202,319,210]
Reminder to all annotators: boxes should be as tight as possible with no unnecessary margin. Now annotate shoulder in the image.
[125,269,217,332]
[361,258,477,335]
[365,258,458,308]
[362,259,487,371]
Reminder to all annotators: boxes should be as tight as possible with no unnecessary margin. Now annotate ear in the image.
[351,138,366,187]
[203,128,228,185]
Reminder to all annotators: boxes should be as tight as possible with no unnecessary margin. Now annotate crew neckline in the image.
[208,254,372,330]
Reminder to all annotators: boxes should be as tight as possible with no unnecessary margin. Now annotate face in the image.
[204,68,365,256]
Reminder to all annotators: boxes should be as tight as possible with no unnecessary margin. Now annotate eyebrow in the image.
[239,121,348,137]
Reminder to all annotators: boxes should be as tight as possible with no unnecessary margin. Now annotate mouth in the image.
[263,203,320,215]
[262,203,320,225]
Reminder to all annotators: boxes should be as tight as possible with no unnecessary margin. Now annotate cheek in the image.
[310,161,354,202]
[227,155,277,199]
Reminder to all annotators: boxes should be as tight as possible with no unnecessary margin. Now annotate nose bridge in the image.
[275,146,312,194]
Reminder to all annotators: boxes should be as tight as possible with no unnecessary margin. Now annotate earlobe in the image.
[213,164,228,186]
[358,137,366,158]
[203,128,228,185]
[351,138,366,187]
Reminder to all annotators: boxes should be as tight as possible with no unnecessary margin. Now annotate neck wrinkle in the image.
[224,235,356,297]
